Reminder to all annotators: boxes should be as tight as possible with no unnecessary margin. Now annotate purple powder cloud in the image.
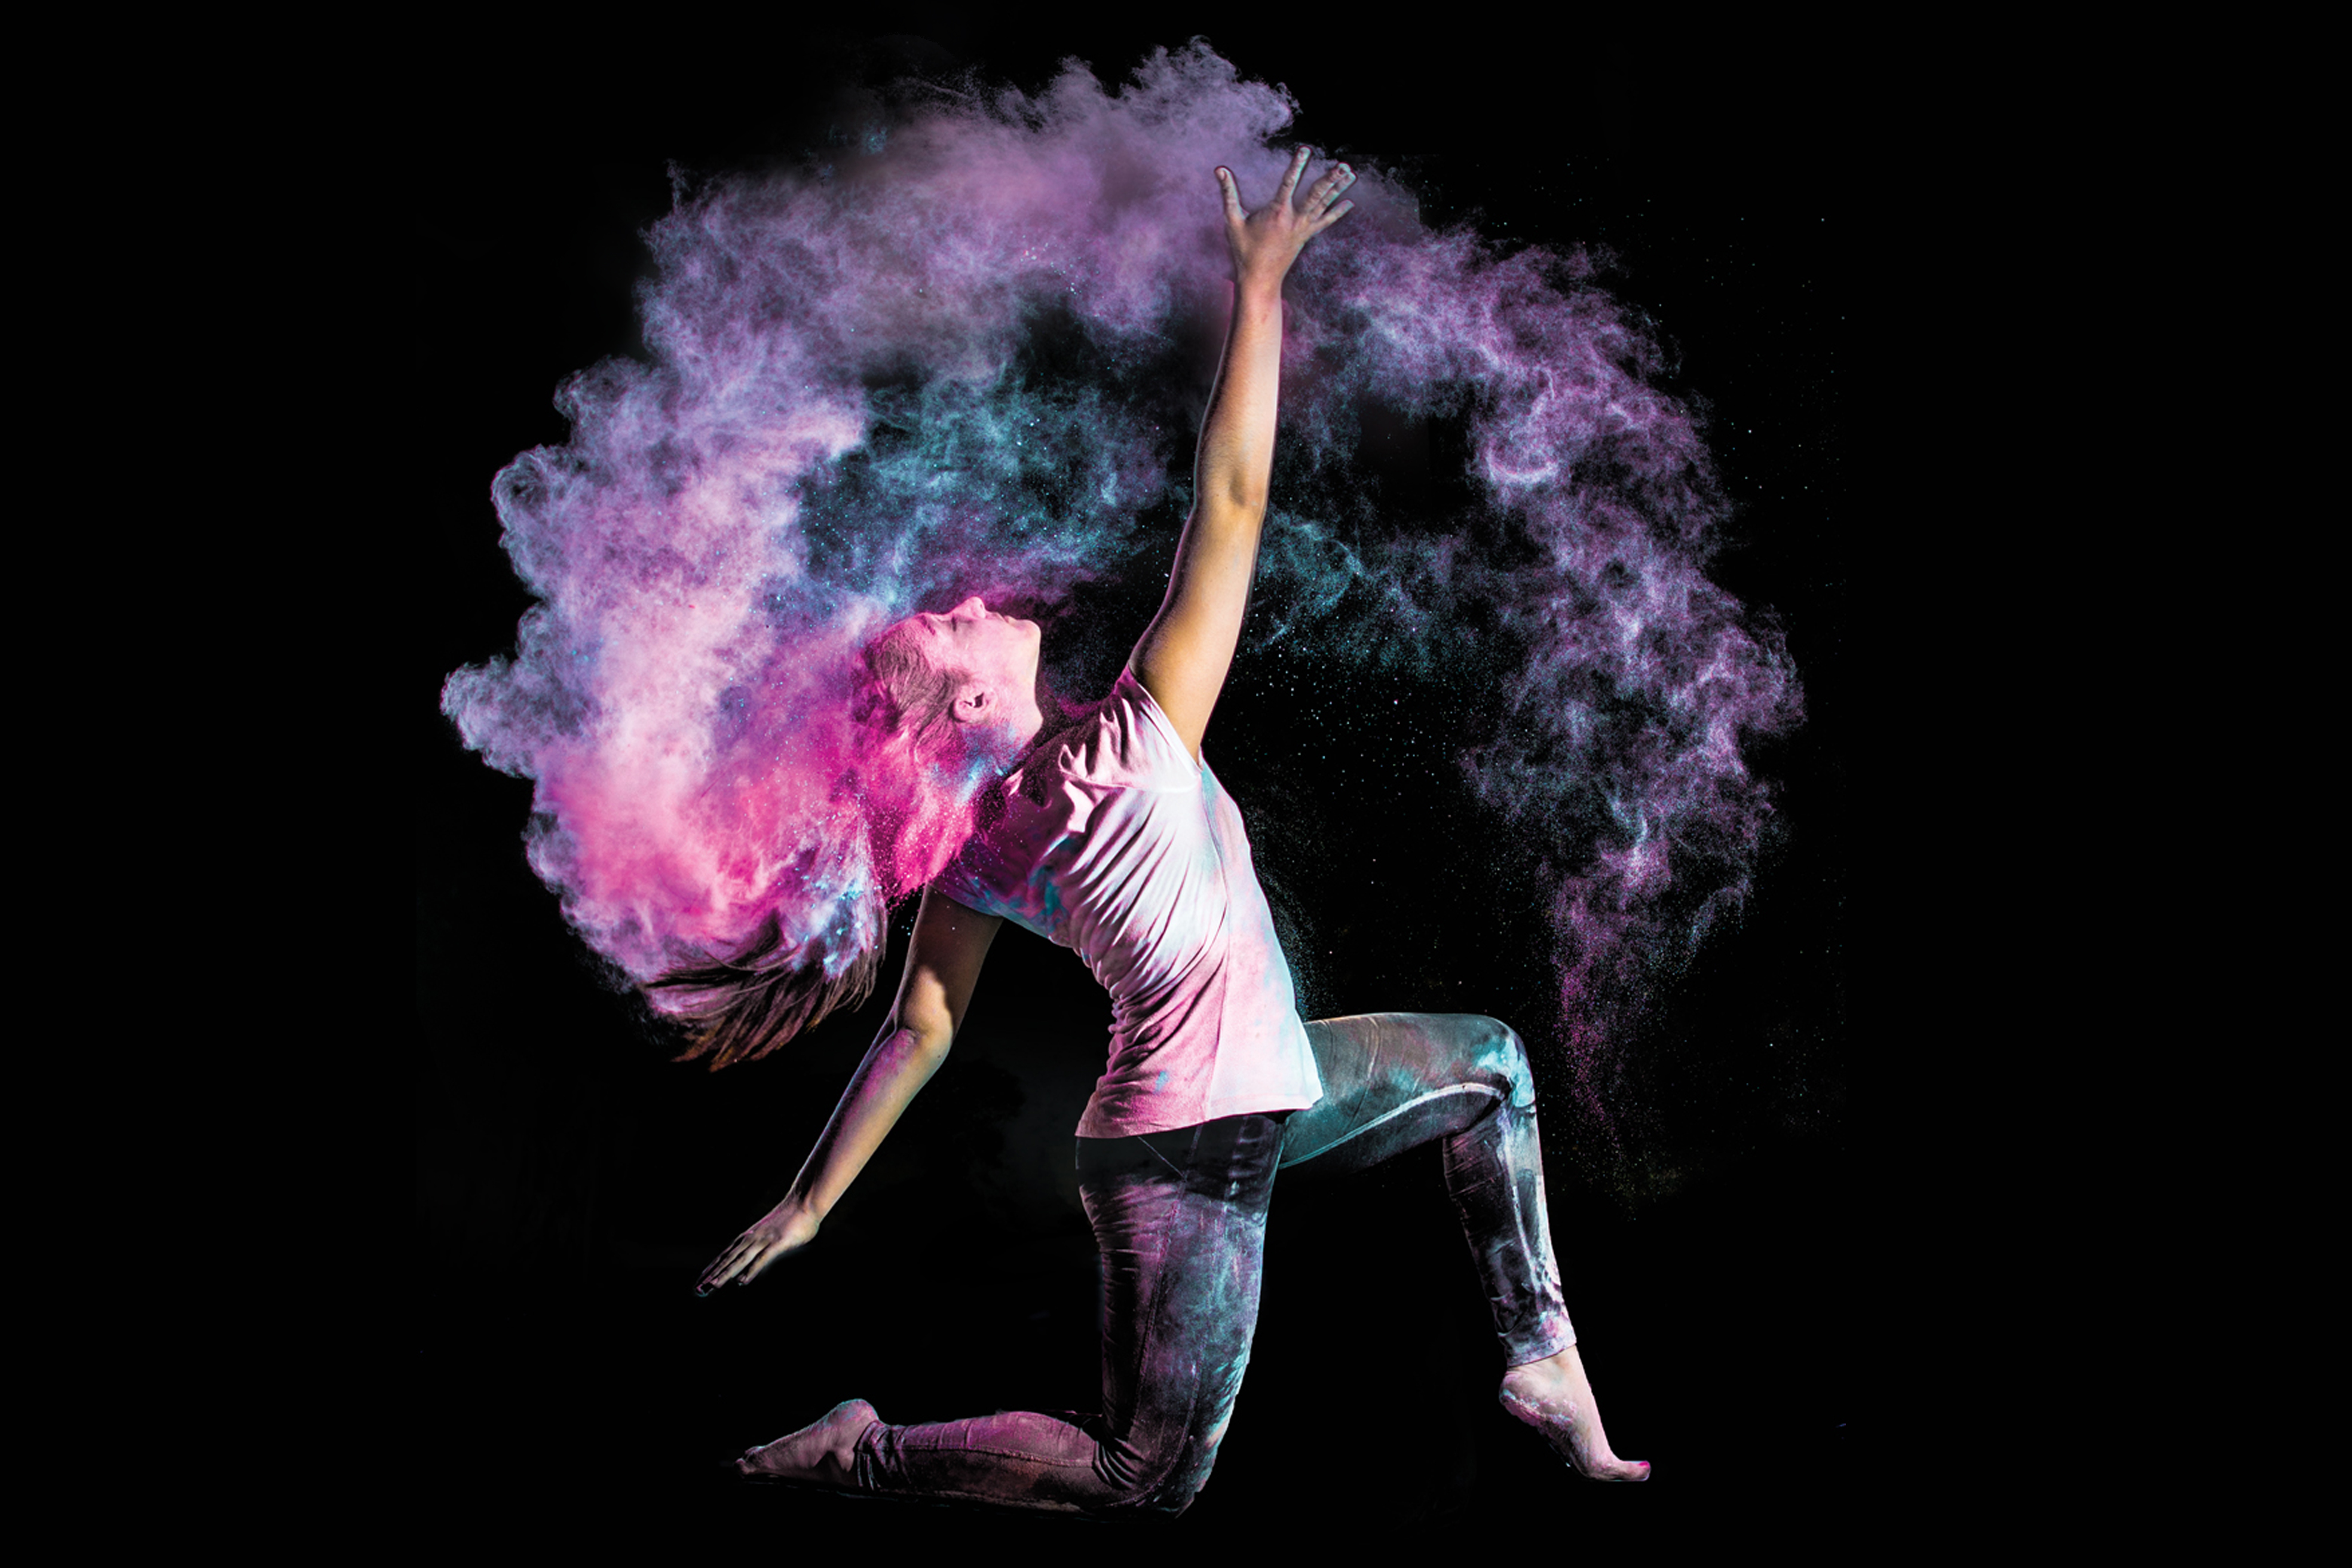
[442,43,1800,1086]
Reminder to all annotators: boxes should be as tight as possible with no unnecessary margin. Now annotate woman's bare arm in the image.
[697,887,1003,1291]
[1129,149,1353,760]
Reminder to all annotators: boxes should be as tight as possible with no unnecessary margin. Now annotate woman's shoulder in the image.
[1049,668,1196,792]
[951,670,1202,914]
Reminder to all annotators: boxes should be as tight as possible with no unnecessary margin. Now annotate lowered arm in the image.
[699,886,1003,1291]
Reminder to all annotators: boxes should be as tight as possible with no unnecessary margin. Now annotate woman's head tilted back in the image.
[855,596,1047,898]
[865,598,1047,752]
[649,598,1045,1068]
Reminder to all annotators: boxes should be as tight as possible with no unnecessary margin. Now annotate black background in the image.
[414,14,1856,1546]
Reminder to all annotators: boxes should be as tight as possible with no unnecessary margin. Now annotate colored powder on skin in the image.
[442,44,1800,1117]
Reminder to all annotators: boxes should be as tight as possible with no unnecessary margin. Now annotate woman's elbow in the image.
[1207,486,1267,527]
[894,1004,957,1064]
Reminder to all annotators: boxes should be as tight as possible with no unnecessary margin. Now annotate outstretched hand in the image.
[1218,147,1354,292]
[697,1200,821,1294]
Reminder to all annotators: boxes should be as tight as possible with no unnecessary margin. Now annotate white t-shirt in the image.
[936,669,1323,1137]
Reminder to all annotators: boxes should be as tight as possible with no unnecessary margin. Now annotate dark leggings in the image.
[845,1013,1575,1516]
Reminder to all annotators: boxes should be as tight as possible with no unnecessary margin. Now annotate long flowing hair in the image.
[645,623,994,1068]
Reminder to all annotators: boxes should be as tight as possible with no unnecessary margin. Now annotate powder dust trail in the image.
[442,42,1800,1116]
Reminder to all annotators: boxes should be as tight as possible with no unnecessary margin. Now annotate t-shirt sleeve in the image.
[1061,669,1199,800]
[930,852,1003,921]
[932,669,1199,936]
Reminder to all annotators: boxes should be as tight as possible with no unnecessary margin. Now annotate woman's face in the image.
[904,596,1044,740]
[907,596,1040,683]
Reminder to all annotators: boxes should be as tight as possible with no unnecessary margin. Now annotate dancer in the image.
[693,148,1647,1512]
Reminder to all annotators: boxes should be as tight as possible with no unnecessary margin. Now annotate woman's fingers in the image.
[1275,145,1311,207]
[1218,152,1350,281]
[697,1249,740,1295]
[697,1230,760,1294]
[694,1206,816,1294]
[1224,154,1353,225]
[1307,165,1355,216]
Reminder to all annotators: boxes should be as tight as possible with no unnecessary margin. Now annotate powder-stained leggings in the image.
[845,1013,1576,1516]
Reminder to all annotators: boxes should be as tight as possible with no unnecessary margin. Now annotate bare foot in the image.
[736,1398,879,1485]
[1499,1346,1650,1482]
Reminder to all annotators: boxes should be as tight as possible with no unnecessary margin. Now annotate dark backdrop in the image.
[414,15,1855,1546]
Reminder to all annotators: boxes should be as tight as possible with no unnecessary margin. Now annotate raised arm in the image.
[1128,148,1354,760]
[697,886,1003,1292]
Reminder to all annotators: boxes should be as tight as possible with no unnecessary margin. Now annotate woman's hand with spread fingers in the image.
[698,1199,822,1293]
[1218,147,1355,293]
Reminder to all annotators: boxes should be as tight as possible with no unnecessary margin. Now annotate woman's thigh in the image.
[1279,1013,1532,1180]
[1076,1112,1285,1511]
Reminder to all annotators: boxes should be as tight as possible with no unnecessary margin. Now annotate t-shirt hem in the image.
[1074,1091,1322,1140]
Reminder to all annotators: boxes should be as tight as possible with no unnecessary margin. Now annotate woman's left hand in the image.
[697,1199,822,1294]
[1218,147,1354,292]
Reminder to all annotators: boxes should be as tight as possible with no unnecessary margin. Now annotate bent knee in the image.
[1097,1473,1209,1516]
[1459,1015,1535,1110]
[1090,1464,1212,1516]
[1129,1463,1214,1516]
[1092,1431,1222,1514]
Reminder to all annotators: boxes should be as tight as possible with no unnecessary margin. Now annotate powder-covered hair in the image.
[646,624,988,1068]
[847,621,1004,902]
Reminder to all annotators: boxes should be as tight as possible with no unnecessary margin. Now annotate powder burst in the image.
[442,43,1800,1094]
